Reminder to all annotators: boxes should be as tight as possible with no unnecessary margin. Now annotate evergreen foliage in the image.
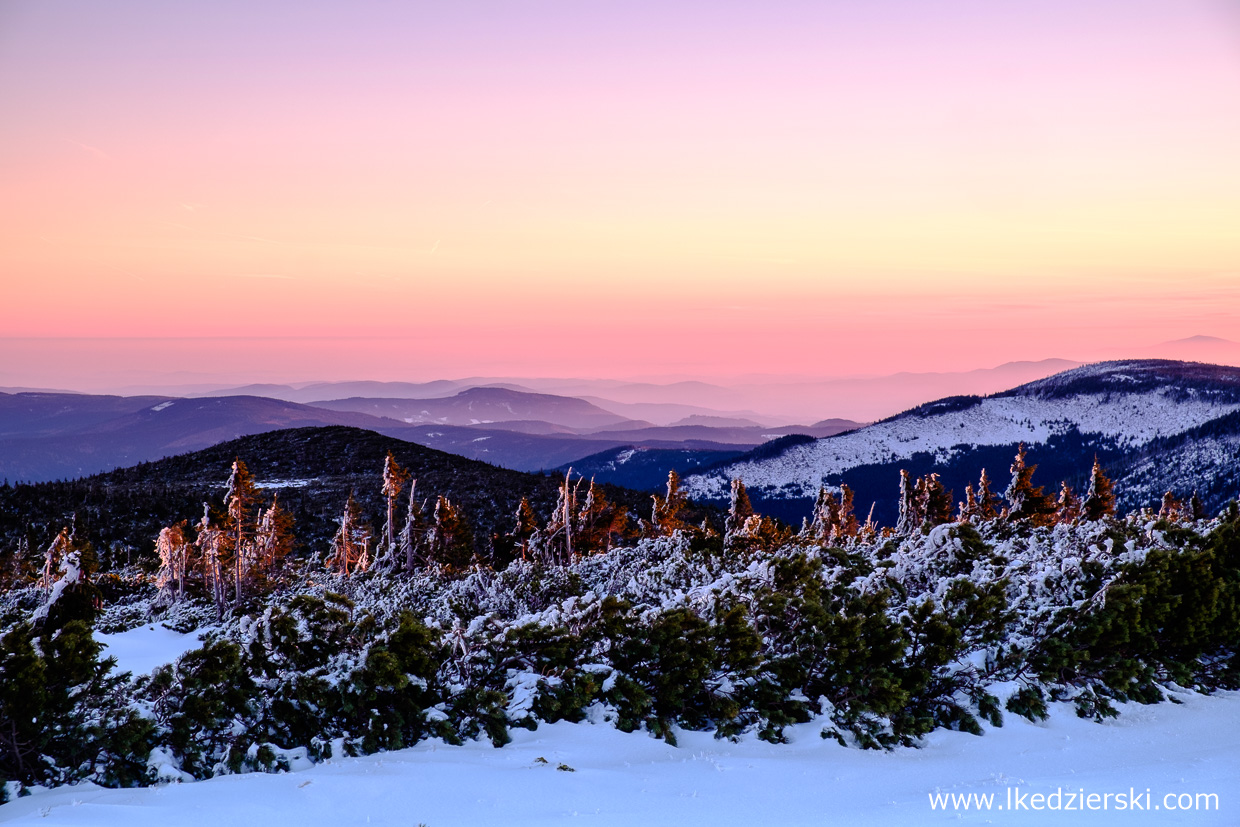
[1056,482,1082,524]
[0,620,154,790]
[1082,458,1117,521]
[1004,444,1057,525]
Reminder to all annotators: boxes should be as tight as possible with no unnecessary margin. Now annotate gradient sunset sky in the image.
[2,0,1239,388]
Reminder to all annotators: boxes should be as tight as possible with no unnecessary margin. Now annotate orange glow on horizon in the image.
[2,0,1239,384]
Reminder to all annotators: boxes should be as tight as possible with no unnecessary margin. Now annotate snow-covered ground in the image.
[95,625,204,676]
[6,690,1237,825]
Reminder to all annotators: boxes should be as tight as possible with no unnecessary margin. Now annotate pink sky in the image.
[2,0,1239,387]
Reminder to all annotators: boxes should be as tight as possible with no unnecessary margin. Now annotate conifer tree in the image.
[0,620,154,788]
[918,473,953,527]
[561,470,581,560]
[1158,490,1183,522]
[42,527,71,594]
[252,495,295,582]
[958,483,978,523]
[1189,492,1207,521]
[224,459,259,606]
[399,481,426,573]
[426,496,474,571]
[2,536,30,591]
[726,479,756,545]
[33,540,100,630]
[1056,482,1081,524]
[895,470,919,534]
[836,484,859,539]
[1004,444,1056,526]
[1081,457,1116,521]
[726,479,755,535]
[194,504,228,619]
[380,452,411,564]
[328,493,370,575]
[154,521,190,606]
[975,469,999,520]
[578,477,600,540]
[511,497,539,561]
[651,470,689,536]
[575,479,625,554]
[544,470,582,564]
[805,485,838,543]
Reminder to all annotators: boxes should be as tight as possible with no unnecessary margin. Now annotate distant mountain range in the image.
[7,359,1240,520]
[165,358,1088,422]
[0,387,859,484]
[308,387,634,430]
[681,360,1240,525]
[0,393,386,482]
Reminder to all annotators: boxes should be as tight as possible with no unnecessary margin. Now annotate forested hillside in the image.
[0,426,683,579]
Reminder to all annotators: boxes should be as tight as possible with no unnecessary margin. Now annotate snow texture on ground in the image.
[6,690,1237,825]
[94,625,204,677]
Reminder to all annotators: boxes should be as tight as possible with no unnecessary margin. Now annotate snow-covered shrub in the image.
[10,504,1240,791]
[0,620,156,792]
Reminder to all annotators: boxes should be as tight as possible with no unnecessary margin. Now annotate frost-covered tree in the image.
[1056,482,1081,524]
[726,479,757,547]
[804,484,860,545]
[958,484,978,523]
[193,504,229,619]
[975,469,1000,521]
[511,496,539,562]
[651,470,689,537]
[1158,490,1183,522]
[224,459,259,606]
[42,527,72,594]
[543,469,583,564]
[380,452,411,564]
[399,482,427,573]
[895,470,920,534]
[836,484,859,539]
[1082,458,1116,521]
[154,521,191,606]
[1004,445,1056,526]
[33,547,91,627]
[328,493,370,575]
[252,495,295,580]
[805,485,838,543]
[426,496,473,571]
[917,473,953,528]
[0,620,154,789]
[575,479,625,554]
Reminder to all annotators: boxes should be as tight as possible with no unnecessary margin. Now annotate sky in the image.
[2,0,1240,388]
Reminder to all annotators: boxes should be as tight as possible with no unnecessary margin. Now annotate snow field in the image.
[94,625,205,677]
[5,690,1238,826]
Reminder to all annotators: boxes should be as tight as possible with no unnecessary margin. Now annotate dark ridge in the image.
[555,445,750,491]
[0,426,672,566]
[701,434,816,472]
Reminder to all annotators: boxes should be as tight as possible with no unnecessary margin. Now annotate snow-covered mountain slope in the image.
[682,360,1240,516]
